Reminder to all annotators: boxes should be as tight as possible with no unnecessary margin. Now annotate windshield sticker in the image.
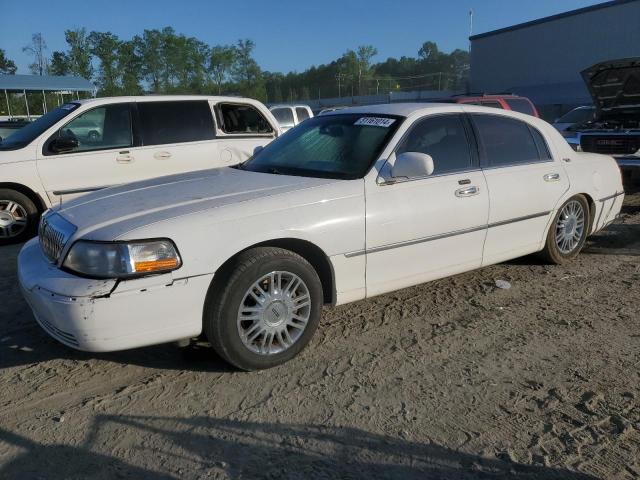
[354,117,396,128]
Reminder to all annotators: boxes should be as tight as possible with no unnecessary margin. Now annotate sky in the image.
[1,0,606,75]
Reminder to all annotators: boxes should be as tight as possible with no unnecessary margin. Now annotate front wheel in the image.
[203,247,323,370]
[540,195,590,264]
[0,189,39,245]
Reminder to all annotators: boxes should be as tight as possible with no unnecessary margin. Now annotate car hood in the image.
[581,57,640,114]
[54,167,340,239]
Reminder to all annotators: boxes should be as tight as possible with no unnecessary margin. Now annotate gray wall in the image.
[470,1,640,117]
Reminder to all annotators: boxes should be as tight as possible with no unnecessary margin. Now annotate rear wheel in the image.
[540,195,590,264]
[203,247,323,371]
[0,189,39,245]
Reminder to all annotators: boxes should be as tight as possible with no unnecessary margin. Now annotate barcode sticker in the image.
[354,117,396,128]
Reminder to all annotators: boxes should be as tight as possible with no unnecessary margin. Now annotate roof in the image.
[328,102,462,117]
[73,94,261,105]
[0,74,95,92]
[470,0,638,41]
[269,104,312,109]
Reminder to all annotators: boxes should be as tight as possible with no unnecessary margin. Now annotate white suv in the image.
[0,95,280,244]
[269,104,313,132]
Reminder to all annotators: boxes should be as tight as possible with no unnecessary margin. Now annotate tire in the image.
[203,247,323,371]
[540,195,590,265]
[0,189,39,245]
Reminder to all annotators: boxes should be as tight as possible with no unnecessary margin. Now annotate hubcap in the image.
[237,271,311,355]
[556,200,585,254]
[0,200,28,239]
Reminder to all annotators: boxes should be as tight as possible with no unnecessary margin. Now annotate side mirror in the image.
[49,136,79,153]
[392,152,435,179]
[253,145,264,156]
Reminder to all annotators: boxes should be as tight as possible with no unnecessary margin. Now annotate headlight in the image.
[63,239,181,279]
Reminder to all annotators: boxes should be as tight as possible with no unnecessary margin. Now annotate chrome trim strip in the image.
[343,211,551,257]
[598,191,624,202]
[52,186,111,196]
[487,211,551,228]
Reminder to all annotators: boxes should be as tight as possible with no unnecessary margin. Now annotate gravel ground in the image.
[0,191,638,480]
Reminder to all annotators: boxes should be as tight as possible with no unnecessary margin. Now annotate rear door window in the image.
[505,98,536,116]
[218,103,274,134]
[137,101,215,146]
[472,114,544,168]
[295,107,310,123]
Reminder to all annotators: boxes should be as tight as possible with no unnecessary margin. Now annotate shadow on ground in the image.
[0,416,597,479]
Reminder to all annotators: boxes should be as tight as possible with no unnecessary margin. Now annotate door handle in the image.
[154,151,172,160]
[544,173,560,182]
[116,153,134,163]
[455,186,480,197]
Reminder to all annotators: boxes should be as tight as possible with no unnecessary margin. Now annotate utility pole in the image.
[468,9,474,52]
[335,73,343,98]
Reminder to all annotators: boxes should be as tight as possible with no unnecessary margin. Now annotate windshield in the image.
[557,107,595,124]
[241,114,402,179]
[0,103,80,150]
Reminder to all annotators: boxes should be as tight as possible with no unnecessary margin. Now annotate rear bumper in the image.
[18,238,212,352]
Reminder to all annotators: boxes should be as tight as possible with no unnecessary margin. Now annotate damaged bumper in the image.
[18,238,213,352]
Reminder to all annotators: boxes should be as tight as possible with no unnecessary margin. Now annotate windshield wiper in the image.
[266,167,282,175]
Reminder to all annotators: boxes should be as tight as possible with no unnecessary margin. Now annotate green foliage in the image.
[88,31,120,96]
[65,28,94,79]
[0,49,17,75]
[209,45,236,94]
[30,27,469,102]
[48,51,69,76]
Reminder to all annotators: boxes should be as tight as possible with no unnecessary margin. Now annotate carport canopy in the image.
[0,74,96,119]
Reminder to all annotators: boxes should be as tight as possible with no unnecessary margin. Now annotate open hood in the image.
[581,58,640,113]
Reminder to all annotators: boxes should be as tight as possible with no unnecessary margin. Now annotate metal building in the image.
[469,0,640,119]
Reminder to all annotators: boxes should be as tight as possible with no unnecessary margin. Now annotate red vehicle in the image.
[446,94,540,118]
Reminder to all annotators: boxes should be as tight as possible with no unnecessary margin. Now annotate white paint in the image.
[18,103,624,353]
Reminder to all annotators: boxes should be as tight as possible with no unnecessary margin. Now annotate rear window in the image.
[505,98,536,116]
[481,101,503,109]
[137,101,215,146]
[218,104,274,134]
[295,107,310,122]
[271,108,295,125]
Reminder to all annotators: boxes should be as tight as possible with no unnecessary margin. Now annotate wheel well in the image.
[214,238,336,305]
[579,193,597,233]
[0,183,47,213]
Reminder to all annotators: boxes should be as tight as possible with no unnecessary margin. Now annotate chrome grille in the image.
[39,213,77,263]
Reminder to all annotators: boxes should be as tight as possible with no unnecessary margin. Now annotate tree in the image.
[209,45,236,94]
[356,45,378,94]
[230,39,265,100]
[134,29,164,92]
[0,49,17,74]
[116,40,143,95]
[23,33,48,76]
[89,31,121,95]
[48,51,69,76]
[64,28,93,79]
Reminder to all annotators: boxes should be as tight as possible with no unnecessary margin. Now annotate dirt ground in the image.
[0,191,638,480]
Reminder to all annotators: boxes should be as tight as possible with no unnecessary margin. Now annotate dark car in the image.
[442,94,540,117]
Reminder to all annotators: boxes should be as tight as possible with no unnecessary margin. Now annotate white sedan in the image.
[18,103,624,370]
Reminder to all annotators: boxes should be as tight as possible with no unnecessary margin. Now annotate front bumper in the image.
[18,238,213,352]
